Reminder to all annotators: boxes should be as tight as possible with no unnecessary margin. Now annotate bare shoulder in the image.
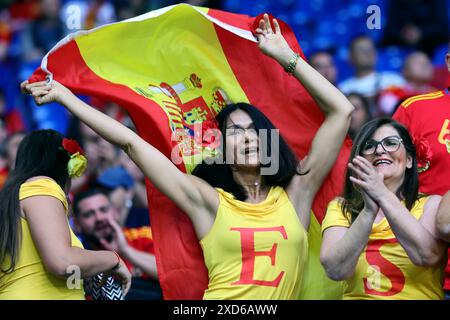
[21,193,66,222]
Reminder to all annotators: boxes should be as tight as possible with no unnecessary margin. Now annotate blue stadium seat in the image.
[376,46,412,72]
[433,43,449,66]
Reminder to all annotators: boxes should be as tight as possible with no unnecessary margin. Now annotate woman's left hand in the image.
[255,14,293,67]
[21,80,75,105]
[348,156,388,202]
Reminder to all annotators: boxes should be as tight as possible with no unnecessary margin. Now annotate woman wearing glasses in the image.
[320,117,447,299]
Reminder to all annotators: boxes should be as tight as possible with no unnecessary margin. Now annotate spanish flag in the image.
[30,4,349,299]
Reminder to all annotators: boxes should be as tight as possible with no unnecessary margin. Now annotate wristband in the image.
[285,52,300,74]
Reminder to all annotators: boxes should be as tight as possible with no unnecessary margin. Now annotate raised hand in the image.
[20,80,74,105]
[255,13,293,67]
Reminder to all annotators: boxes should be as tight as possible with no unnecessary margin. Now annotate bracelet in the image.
[111,251,121,271]
[285,52,300,74]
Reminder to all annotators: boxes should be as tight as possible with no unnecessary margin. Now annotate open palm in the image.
[255,14,293,65]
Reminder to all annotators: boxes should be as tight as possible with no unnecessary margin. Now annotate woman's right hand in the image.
[348,161,379,215]
[20,80,75,105]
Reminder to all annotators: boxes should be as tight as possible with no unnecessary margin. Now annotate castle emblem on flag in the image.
[134,73,232,172]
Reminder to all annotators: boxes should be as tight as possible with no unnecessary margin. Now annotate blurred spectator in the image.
[0,150,7,189]
[67,119,120,194]
[432,64,450,89]
[4,131,25,170]
[0,117,6,145]
[0,9,11,62]
[117,149,148,209]
[309,50,337,85]
[346,92,372,139]
[17,0,72,132]
[7,0,39,20]
[432,41,450,89]
[95,165,150,228]
[20,0,64,62]
[0,118,7,189]
[0,129,25,189]
[378,51,437,116]
[0,88,25,133]
[184,0,223,9]
[82,123,118,174]
[338,35,405,111]
[60,0,116,34]
[73,188,161,299]
[382,0,449,56]
[0,130,25,189]
[112,0,150,21]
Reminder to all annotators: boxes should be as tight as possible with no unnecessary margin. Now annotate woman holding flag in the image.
[22,14,354,299]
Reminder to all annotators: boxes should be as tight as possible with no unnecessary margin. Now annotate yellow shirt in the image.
[322,197,444,300]
[0,178,85,300]
[200,187,308,300]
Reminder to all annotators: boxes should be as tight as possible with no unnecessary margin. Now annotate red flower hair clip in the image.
[61,138,87,178]
[62,138,84,155]
[412,136,432,173]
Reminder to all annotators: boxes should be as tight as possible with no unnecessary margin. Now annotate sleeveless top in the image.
[322,197,444,300]
[0,178,85,300]
[200,186,308,300]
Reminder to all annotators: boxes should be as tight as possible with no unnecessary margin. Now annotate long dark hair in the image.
[342,117,420,223]
[193,103,302,201]
[0,129,72,273]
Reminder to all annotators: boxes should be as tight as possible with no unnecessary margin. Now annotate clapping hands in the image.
[348,156,387,214]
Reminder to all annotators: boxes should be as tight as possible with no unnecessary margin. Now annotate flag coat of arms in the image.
[30,4,350,299]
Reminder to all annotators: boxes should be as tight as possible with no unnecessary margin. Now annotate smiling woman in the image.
[320,117,448,300]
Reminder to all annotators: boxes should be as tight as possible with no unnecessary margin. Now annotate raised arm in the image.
[256,14,354,198]
[22,80,217,239]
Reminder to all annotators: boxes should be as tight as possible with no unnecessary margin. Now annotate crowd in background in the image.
[0,0,449,299]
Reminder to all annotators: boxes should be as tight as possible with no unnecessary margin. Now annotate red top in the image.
[393,89,450,289]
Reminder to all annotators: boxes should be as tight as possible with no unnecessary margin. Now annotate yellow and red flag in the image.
[30,4,349,299]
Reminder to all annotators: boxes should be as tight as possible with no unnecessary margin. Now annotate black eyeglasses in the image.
[361,136,403,155]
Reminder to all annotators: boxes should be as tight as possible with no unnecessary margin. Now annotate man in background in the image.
[73,189,161,300]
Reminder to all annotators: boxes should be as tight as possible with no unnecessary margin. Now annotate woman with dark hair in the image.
[320,117,447,299]
[0,129,131,299]
[22,14,354,299]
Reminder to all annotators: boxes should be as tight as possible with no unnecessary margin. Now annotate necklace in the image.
[242,181,260,187]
